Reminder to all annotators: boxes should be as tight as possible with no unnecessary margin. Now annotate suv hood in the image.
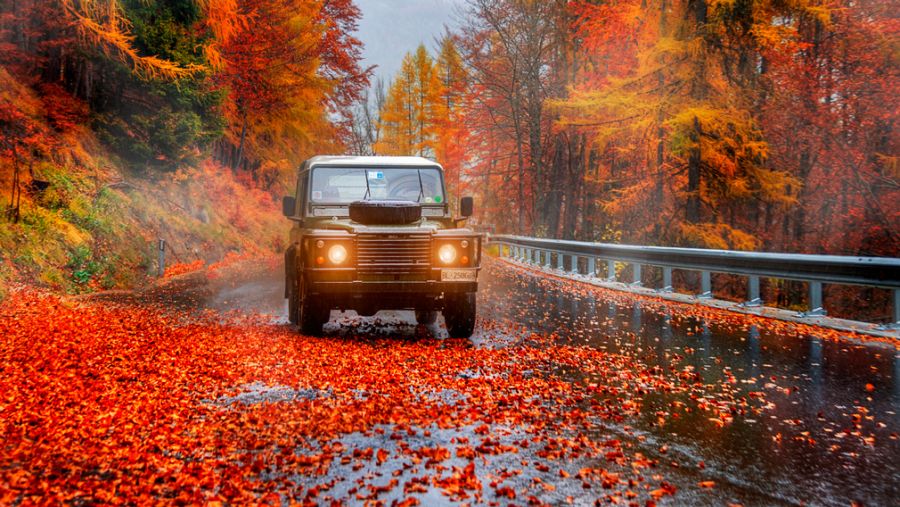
[313,218,449,234]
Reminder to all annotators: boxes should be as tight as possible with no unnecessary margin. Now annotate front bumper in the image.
[306,277,477,313]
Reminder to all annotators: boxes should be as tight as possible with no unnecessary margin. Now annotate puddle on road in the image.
[279,423,539,505]
[215,382,332,405]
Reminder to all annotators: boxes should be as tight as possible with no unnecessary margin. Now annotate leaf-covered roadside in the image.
[0,288,775,505]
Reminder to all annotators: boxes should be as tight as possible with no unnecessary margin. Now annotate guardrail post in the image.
[571,256,580,275]
[543,251,551,268]
[660,267,673,292]
[157,238,166,277]
[587,257,596,278]
[698,271,712,299]
[556,252,564,270]
[880,289,900,330]
[742,276,762,307]
[894,288,900,327]
[799,281,827,317]
[607,259,616,282]
[631,264,642,286]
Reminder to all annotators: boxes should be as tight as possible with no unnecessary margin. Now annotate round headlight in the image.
[438,244,458,264]
[327,244,348,264]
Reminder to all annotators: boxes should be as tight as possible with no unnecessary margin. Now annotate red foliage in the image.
[0,283,773,504]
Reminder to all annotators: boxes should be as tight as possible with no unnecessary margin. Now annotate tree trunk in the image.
[527,100,542,236]
[686,116,702,224]
[234,117,247,172]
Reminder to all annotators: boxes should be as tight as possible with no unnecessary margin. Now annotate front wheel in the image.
[443,292,476,338]
[415,310,438,326]
[290,275,330,336]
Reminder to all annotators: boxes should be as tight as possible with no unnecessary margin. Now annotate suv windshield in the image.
[310,167,445,204]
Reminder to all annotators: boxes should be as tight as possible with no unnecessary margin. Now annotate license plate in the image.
[441,269,477,282]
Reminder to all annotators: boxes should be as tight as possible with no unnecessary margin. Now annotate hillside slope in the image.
[0,68,285,297]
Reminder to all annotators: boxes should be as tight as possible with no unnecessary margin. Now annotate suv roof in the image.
[305,155,443,169]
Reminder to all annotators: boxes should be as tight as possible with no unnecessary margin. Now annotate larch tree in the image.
[555,0,808,249]
[375,45,444,158]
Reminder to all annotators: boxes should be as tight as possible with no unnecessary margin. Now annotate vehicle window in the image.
[310,167,445,204]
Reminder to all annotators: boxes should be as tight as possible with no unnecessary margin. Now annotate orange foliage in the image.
[213,0,369,177]
[58,0,203,80]
[163,260,205,279]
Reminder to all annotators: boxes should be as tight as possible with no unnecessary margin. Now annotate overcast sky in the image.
[355,0,465,84]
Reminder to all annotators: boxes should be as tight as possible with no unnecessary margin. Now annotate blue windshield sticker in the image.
[367,171,384,180]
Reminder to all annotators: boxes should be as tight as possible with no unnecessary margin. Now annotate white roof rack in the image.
[304,155,442,169]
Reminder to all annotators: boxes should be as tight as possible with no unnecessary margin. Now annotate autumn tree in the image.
[375,45,445,158]
[434,36,470,207]
[757,0,899,256]
[553,0,809,249]
[214,0,369,186]
[0,0,220,172]
[459,0,567,234]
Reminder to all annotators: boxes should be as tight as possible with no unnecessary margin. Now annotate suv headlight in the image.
[438,244,458,264]
[328,244,348,265]
[435,238,478,267]
[309,238,352,266]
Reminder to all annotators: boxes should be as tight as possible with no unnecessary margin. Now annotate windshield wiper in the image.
[363,169,371,200]
[416,170,425,203]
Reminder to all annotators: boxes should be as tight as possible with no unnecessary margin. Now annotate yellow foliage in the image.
[195,0,247,69]
[375,45,446,157]
[679,222,759,250]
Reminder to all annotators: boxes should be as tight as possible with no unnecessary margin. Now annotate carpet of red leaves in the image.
[0,288,770,505]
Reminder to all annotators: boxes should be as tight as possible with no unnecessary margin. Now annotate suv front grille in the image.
[356,234,431,276]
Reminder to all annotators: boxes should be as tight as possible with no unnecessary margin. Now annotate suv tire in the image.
[443,292,476,338]
[292,275,329,336]
[415,310,438,326]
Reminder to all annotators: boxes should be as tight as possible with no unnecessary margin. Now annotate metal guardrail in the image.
[490,234,900,328]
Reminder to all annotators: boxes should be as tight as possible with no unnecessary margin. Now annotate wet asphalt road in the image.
[170,258,899,506]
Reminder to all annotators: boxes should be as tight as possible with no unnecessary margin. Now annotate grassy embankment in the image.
[0,69,285,298]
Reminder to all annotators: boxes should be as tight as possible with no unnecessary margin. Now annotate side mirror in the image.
[459,196,474,218]
[282,196,296,217]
